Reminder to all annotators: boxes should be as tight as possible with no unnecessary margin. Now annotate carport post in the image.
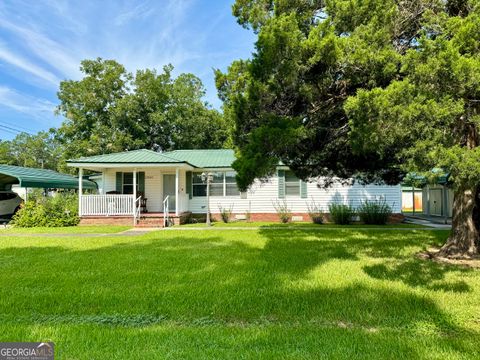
[78,168,83,216]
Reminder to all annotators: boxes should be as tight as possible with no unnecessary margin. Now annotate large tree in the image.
[218,0,480,257]
[56,58,231,162]
[0,131,61,170]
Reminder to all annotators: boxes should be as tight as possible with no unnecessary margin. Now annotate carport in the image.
[0,164,97,195]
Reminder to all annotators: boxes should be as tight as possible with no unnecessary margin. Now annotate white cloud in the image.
[0,44,60,86]
[0,86,57,126]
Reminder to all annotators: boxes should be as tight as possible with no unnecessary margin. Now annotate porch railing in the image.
[80,195,135,216]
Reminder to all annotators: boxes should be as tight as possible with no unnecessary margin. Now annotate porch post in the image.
[133,168,137,217]
[102,170,106,194]
[175,168,179,216]
[78,167,83,216]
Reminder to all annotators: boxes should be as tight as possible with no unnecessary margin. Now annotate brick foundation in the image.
[80,217,135,226]
[196,213,405,224]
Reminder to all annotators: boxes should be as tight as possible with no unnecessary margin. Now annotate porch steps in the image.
[136,215,165,228]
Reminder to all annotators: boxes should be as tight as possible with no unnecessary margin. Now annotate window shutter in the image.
[278,170,285,199]
[138,172,145,193]
[300,180,307,198]
[116,172,123,193]
[186,171,192,199]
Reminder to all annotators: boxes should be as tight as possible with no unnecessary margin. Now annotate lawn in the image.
[179,221,427,228]
[0,227,478,359]
[0,225,131,234]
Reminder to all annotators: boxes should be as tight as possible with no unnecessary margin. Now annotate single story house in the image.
[67,149,402,226]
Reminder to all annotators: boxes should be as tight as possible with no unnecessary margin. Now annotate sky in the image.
[0,0,256,140]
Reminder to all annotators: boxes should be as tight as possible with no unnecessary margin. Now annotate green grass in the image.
[180,221,427,228]
[0,225,131,234]
[0,228,478,359]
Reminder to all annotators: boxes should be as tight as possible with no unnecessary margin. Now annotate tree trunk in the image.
[438,186,480,258]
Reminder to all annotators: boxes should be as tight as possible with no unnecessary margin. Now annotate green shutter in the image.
[278,170,285,199]
[186,171,192,199]
[138,172,145,193]
[116,172,123,193]
[300,180,307,198]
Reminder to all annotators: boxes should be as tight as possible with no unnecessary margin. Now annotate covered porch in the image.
[78,165,191,223]
[67,149,197,226]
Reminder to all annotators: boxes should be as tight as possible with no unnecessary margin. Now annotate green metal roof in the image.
[402,168,450,186]
[0,165,97,190]
[68,149,237,168]
[69,149,183,164]
[163,149,236,168]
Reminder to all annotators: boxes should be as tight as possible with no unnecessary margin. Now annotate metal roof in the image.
[163,149,236,168]
[0,165,97,190]
[68,149,237,168]
[69,149,184,164]
[402,168,450,186]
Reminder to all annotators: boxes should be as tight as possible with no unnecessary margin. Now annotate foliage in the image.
[218,204,234,223]
[12,193,79,227]
[221,0,480,255]
[357,199,392,225]
[306,199,324,224]
[0,131,61,170]
[272,200,292,223]
[56,58,232,168]
[328,203,355,225]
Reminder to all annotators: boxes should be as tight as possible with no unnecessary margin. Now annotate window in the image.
[192,171,240,197]
[225,171,240,196]
[210,172,224,196]
[285,170,300,196]
[192,173,207,197]
[122,172,141,194]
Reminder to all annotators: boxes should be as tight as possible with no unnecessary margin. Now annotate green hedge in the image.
[12,193,79,228]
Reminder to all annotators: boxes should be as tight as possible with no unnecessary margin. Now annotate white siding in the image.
[189,175,402,214]
[101,167,401,214]
[103,168,186,213]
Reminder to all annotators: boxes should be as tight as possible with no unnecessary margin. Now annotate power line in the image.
[0,127,20,136]
[0,120,33,134]
[0,124,33,135]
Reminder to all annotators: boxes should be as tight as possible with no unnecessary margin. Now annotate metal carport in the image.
[0,164,97,191]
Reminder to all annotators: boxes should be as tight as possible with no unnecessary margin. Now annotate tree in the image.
[0,131,61,170]
[219,0,480,257]
[56,58,231,162]
[345,2,480,257]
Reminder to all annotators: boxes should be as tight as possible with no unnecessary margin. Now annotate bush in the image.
[357,199,392,225]
[218,204,233,223]
[306,199,324,224]
[12,193,79,227]
[328,203,355,225]
[273,200,292,223]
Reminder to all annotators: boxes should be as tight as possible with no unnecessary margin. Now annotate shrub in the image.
[306,199,324,224]
[273,200,292,223]
[328,203,355,225]
[12,192,79,227]
[218,204,233,223]
[357,199,392,225]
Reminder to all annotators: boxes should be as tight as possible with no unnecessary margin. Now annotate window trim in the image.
[284,170,301,197]
[191,171,240,198]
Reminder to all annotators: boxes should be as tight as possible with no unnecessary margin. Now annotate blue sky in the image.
[0,0,255,140]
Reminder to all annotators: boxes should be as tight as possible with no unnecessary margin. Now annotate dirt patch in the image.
[418,248,480,269]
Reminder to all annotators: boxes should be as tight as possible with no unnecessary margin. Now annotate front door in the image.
[163,174,176,212]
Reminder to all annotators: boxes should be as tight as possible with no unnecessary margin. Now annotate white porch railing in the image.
[80,195,135,216]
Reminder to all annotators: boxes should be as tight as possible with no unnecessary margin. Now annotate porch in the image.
[77,165,192,225]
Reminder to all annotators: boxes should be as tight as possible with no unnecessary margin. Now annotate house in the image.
[67,149,402,226]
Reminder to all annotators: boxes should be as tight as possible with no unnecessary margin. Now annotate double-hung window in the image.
[191,171,240,197]
[285,170,301,196]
